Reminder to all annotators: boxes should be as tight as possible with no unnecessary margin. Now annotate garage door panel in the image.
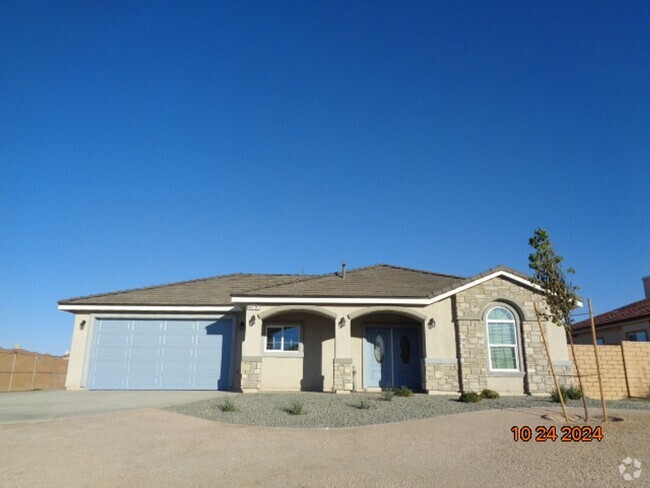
[90,375,125,389]
[163,336,195,347]
[126,372,159,390]
[162,348,194,359]
[88,318,233,390]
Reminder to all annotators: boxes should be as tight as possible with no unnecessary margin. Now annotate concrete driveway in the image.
[0,390,227,423]
[0,405,648,487]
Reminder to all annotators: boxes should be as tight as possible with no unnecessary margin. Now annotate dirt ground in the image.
[0,406,648,487]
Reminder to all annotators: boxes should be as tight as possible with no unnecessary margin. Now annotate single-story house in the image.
[572,276,650,345]
[59,263,572,395]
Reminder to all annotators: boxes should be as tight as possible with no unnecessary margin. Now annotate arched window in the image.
[486,306,519,371]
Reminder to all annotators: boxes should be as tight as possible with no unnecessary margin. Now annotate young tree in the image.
[528,228,587,420]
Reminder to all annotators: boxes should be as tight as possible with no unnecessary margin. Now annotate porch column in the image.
[333,315,353,393]
[422,314,461,394]
[240,308,263,392]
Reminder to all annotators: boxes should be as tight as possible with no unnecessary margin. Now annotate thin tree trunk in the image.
[565,327,588,420]
[588,299,608,421]
[534,302,569,422]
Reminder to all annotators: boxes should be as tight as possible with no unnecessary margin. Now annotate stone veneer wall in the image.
[333,358,353,392]
[240,357,262,390]
[454,276,565,395]
[423,361,459,392]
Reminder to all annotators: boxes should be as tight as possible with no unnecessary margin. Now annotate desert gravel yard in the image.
[1,405,649,487]
[165,391,650,428]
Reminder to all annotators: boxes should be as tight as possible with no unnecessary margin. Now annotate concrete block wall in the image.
[622,342,650,398]
[0,350,68,392]
[571,343,650,400]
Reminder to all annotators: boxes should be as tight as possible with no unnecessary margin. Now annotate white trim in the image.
[263,323,302,355]
[231,271,548,306]
[429,271,544,304]
[232,296,431,305]
[59,304,241,313]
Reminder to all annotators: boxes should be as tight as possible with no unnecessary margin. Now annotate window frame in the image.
[626,330,648,342]
[485,305,520,373]
[263,323,302,354]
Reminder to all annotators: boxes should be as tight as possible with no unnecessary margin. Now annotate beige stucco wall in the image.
[424,299,455,360]
[573,319,650,345]
[487,376,525,394]
[65,313,92,390]
[257,312,334,391]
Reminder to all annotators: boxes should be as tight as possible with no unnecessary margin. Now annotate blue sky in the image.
[1,1,648,354]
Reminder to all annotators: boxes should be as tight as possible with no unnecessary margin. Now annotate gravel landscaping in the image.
[163,392,650,429]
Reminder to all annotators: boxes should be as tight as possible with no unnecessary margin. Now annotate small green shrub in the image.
[458,391,481,403]
[565,385,583,400]
[480,388,500,400]
[394,386,413,397]
[218,398,237,412]
[551,385,583,403]
[380,390,394,401]
[285,400,306,415]
[356,397,372,409]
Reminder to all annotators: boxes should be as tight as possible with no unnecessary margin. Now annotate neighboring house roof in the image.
[58,274,310,306]
[573,297,650,331]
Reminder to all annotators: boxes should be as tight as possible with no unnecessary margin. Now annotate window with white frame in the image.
[265,324,300,352]
[486,306,519,371]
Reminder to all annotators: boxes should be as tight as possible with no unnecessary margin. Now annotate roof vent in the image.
[644,276,650,299]
[341,261,347,279]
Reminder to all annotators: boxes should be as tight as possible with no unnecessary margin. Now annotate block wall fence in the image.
[571,342,650,400]
[0,350,68,392]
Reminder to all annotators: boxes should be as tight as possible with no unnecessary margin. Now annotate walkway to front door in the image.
[364,327,421,389]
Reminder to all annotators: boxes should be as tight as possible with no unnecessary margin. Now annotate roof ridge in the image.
[369,263,465,279]
[237,271,335,294]
[59,272,304,304]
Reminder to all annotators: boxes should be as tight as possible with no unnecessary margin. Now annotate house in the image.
[59,264,572,395]
[572,276,650,345]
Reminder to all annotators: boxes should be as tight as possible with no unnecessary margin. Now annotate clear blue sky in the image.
[1,1,648,354]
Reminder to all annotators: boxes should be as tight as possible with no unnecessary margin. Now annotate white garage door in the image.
[87,318,233,390]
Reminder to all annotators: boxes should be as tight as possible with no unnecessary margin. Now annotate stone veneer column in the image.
[521,319,574,393]
[333,316,353,393]
[333,359,354,392]
[422,359,460,392]
[240,308,263,392]
[455,318,489,392]
[240,356,262,391]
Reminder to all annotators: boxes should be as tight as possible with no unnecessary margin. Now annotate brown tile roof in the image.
[573,297,650,330]
[58,264,538,307]
[58,274,311,306]
[234,264,464,298]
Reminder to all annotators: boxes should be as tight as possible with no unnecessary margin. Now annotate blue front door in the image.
[364,327,421,389]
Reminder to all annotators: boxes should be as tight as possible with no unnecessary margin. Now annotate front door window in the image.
[400,335,411,364]
[374,335,385,363]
